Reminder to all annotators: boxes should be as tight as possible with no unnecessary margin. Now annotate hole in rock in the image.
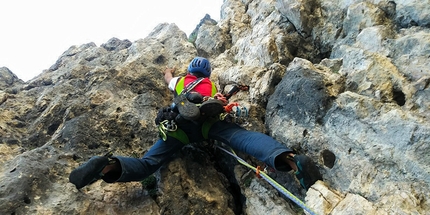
[303,129,308,137]
[47,122,61,135]
[321,149,336,168]
[23,196,31,204]
[154,55,166,64]
[393,87,406,106]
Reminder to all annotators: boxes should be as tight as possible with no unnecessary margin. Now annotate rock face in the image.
[1,0,429,214]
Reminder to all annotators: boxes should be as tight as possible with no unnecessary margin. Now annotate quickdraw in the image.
[256,166,262,178]
[231,105,248,118]
[221,102,249,123]
[224,102,240,113]
[158,120,177,141]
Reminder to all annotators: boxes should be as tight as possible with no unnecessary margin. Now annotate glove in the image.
[155,106,178,125]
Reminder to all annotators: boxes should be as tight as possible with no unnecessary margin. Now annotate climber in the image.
[69,57,322,191]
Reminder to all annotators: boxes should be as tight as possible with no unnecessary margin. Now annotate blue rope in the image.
[216,145,318,215]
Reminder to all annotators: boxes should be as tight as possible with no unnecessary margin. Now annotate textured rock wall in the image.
[1,0,429,214]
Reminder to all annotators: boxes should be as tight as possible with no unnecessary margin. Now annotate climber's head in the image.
[187,57,211,78]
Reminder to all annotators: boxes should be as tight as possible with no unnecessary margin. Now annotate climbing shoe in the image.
[69,154,111,189]
[199,99,225,117]
[293,155,322,190]
[173,94,200,121]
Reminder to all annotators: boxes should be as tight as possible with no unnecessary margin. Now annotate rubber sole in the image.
[69,156,109,189]
[200,99,225,117]
[173,94,200,121]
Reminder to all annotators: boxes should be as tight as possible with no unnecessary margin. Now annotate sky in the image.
[0,0,223,82]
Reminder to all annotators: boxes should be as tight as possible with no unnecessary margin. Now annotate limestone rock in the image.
[189,14,218,43]
[101,37,132,51]
[276,0,319,37]
[156,145,236,215]
[194,22,230,58]
[305,181,344,214]
[0,67,24,90]
[343,2,389,37]
[395,0,430,27]
[1,0,430,214]
[267,58,339,126]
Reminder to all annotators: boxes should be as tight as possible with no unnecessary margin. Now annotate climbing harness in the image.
[215,145,318,215]
[160,83,251,142]
[157,119,190,144]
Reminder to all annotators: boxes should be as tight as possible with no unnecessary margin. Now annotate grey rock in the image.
[266,58,335,126]
[101,37,132,51]
[1,0,430,214]
[0,67,24,90]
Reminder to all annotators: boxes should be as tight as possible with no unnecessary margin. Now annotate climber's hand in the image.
[164,68,175,75]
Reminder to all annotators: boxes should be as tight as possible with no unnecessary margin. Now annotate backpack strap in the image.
[175,77,204,96]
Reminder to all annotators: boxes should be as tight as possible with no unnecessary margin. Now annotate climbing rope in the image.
[215,145,318,215]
